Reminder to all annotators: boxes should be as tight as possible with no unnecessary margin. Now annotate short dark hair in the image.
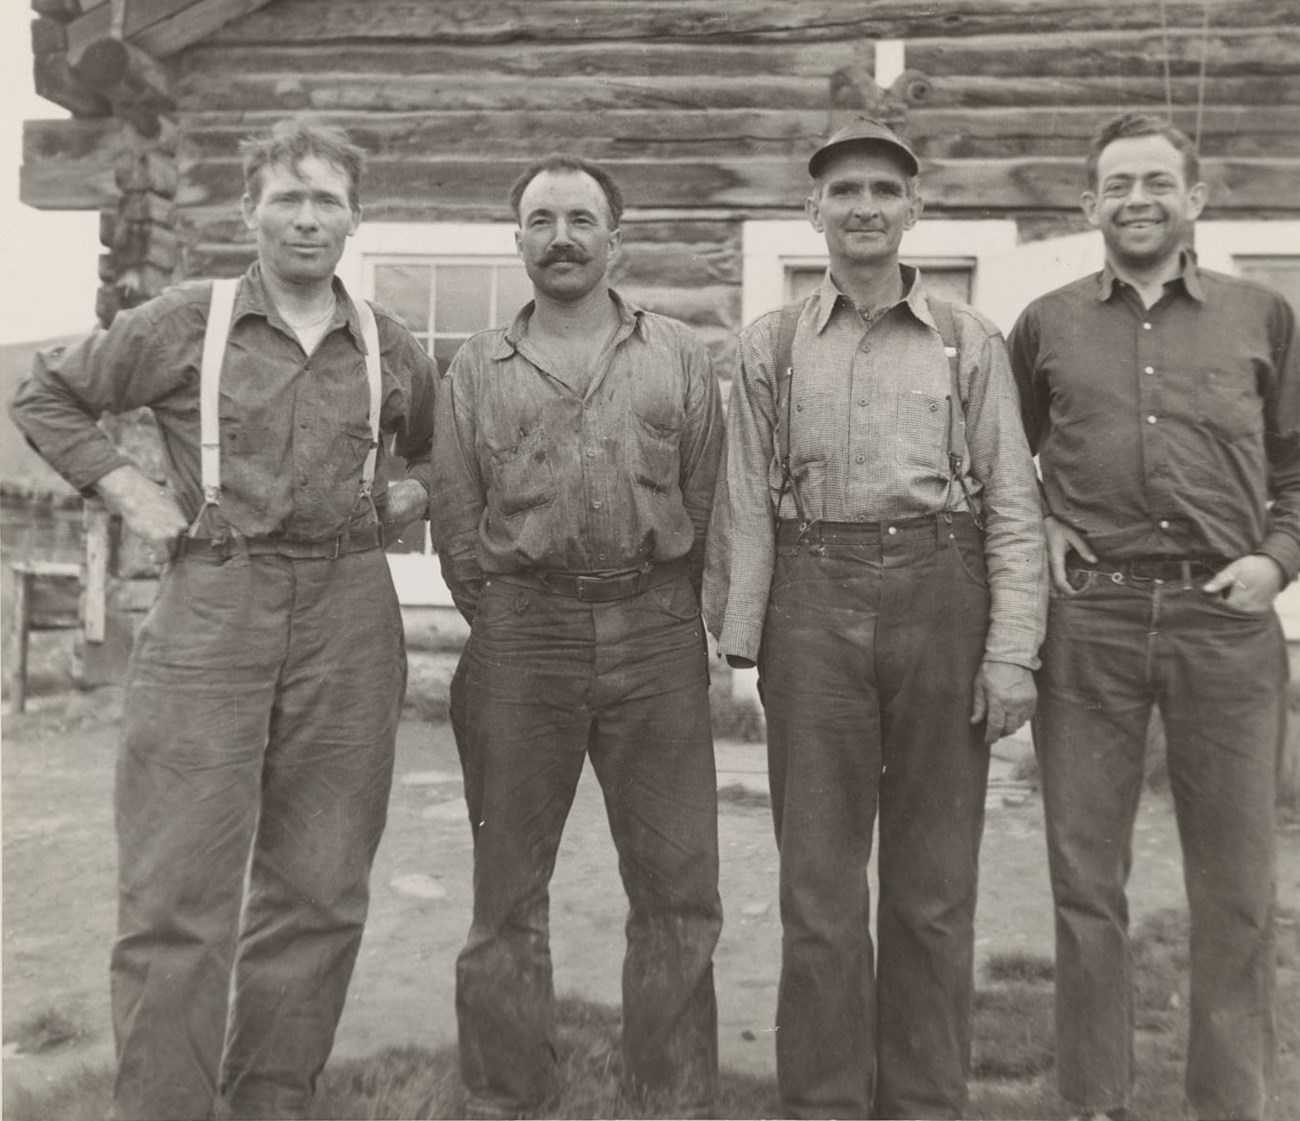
[1085,112,1200,189]
[240,118,366,212]
[509,154,625,227]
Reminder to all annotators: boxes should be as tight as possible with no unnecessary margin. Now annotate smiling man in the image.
[1009,112,1300,1121]
[704,117,1046,1118]
[430,153,724,1119]
[11,119,436,1120]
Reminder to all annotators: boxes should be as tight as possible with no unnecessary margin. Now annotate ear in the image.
[606,225,623,260]
[1187,181,1208,222]
[805,192,824,233]
[240,193,258,232]
[347,204,362,238]
[903,192,924,229]
[514,228,525,258]
[1081,190,1101,229]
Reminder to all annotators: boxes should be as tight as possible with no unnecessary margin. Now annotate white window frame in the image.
[742,218,1020,324]
[340,222,521,606]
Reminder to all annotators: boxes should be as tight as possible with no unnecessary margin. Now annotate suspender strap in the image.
[199,280,384,504]
[199,278,239,504]
[356,295,383,495]
[930,299,984,530]
[773,303,802,518]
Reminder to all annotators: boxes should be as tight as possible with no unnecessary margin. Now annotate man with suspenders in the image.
[11,119,436,1120]
[704,117,1047,1118]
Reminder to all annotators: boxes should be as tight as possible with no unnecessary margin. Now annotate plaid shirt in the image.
[704,267,1046,666]
[430,291,723,621]
[10,264,437,540]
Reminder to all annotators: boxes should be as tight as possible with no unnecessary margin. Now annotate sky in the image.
[1,3,103,346]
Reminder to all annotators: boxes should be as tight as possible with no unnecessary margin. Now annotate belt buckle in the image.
[575,574,597,601]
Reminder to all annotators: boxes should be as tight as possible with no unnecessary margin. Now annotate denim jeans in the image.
[111,548,405,1121]
[1035,568,1284,1119]
[757,514,991,1119]
[454,573,721,1117]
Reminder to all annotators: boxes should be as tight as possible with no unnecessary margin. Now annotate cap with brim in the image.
[808,117,920,178]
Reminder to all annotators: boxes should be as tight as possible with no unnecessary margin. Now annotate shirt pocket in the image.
[629,409,680,493]
[1196,365,1261,442]
[895,390,949,469]
[487,426,558,517]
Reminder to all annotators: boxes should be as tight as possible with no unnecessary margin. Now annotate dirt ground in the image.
[4,670,1300,1110]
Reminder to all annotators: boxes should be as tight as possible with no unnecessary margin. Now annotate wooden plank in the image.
[178,155,1300,216]
[32,49,112,117]
[177,105,1300,164]
[83,500,109,643]
[208,0,1300,45]
[72,38,173,106]
[20,117,119,209]
[67,0,278,59]
[921,73,1300,108]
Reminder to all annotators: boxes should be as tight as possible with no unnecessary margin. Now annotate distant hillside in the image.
[1,335,81,495]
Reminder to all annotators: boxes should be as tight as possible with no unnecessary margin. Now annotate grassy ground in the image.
[7,906,1297,1121]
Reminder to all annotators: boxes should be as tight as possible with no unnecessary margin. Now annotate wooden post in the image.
[9,567,32,714]
[84,501,109,644]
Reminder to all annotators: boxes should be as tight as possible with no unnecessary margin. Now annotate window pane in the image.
[1237,256,1300,315]
[433,335,470,372]
[373,264,431,332]
[435,265,492,334]
[495,264,534,324]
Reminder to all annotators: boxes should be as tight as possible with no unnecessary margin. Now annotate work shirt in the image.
[705,267,1046,667]
[430,290,723,621]
[1008,255,1300,578]
[10,264,437,540]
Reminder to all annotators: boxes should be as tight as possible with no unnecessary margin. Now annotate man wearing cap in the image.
[704,118,1046,1118]
[431,153,724,1119]
[11,119,436,1120]
[1009,112,1298,1121]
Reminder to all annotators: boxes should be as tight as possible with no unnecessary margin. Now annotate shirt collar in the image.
[493,287,644,360]
[813,263,928,333]
[237,262,369,349]
[1096,248,1205,304]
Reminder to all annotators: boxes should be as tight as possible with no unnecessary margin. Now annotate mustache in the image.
[539,245,590,265]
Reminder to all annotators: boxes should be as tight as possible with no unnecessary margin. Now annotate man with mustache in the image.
[704,117,1046,1118]
[10,118,436,1119]
[431,153,724,1119]
[1008,111,1299,1121]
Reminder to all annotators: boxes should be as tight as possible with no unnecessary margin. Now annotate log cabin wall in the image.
[161,0,1300,383]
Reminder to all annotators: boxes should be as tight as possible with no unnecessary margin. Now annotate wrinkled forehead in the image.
[254,154,357,202]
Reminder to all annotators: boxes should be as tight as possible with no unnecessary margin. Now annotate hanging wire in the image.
[1157,0,1174,122]
[1194,1,1214,150]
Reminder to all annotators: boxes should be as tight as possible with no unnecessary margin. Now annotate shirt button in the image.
[586,449,597,458]
[858,398,868,407]
[795,403,803,412]
[592,500,602,509]
[1144,366,1154,375]
[855,454,866,464]
[887,526,898,536]
[929,402,938,412]
[1147,415,1158,424]
[1143,322,1153,330]
[1159,519,1170,529]
[597,553,607,561]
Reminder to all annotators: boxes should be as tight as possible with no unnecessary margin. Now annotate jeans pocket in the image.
[951,535,989,589]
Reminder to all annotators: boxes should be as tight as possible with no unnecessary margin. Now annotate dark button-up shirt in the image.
[704,268,1046,666]
[1008,256,1300,578]
[10,264,437,541]
[430,291,723,620]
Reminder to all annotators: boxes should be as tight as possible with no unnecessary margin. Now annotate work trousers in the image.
[757,515,991,1119]
[1035,570,1283,1120]
[454,573,722,1118]
[110,547,405,1121]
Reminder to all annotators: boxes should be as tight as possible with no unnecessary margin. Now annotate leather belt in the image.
[176,524,384,561]
[493,555,691,603]
[1066,555,1226,583]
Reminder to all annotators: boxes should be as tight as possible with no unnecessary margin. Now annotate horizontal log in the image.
[32,50,112,117]
[66,0,277,59]
[178,156,1300,215]
[176,105,1300,165]
[20,117,119,209]
[72,38,173,106]
[178,39,871,84]
[920,73,1300,108]
[906,29,1300,78]
[616,285,741,332]
[208,0,1299,45]
[31,0,87,19]
[609,241,743,288]
[31,15,68,55]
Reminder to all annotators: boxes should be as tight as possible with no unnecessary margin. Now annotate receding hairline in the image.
[810,144,921,200]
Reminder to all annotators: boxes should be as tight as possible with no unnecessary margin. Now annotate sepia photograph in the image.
[2,2,1299,1119]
